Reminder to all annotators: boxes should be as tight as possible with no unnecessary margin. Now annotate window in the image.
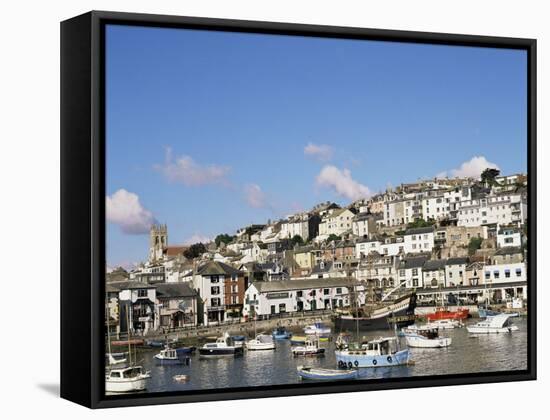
[210,275,219,283]
[231,285,237,293]
[311,290,317,296]
[505,269,511,278]
[449,271,453,278]
[279,303,286,312]
[137,289,148,298]
[516,268,522,277]
[494,270,500,279]
[485,271,490,280]
[211,298,221,307]
[336,287,342,294]
[323,289,330,295]
[400,269,405,277]
[211,286,220,295]
[413,278,419,287]
[231,295,238,304]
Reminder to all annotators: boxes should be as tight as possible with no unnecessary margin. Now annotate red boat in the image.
[426,307,469,321]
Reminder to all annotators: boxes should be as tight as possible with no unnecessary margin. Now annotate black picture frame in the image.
[60,10,537,409]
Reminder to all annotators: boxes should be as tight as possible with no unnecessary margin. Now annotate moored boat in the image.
[404,326,452,348]
[111,338,144,347]
[105,366,151,393]
[272,327,292,340]
[467,314,519,334]
[297,365,358,381]
[154,346,186,365]
[334,293,417,332]
[291,338,325,357]
[199,333,244,358]
[246,333,276,351]
[303,322,331,336]
[335,337,410,368]
[426,307,469,321]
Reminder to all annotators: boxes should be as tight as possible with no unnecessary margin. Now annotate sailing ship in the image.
[333,293,417,331]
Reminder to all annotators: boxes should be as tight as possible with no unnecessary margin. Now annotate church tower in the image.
[149,224,168,262]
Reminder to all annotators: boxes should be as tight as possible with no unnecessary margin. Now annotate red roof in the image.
[164,246,188,257]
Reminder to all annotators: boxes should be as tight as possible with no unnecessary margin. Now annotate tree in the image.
[184,243,207,259]
[468,237,483,256]
[215,233,235,247]
[327,234,341,242]
[291,235,304,246]
[480,168,500,186]
[407,218,434,229]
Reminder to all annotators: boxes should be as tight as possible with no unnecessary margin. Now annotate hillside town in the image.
[106,170,528,336]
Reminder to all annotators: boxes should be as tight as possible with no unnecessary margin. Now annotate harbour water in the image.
[133,317,528,394]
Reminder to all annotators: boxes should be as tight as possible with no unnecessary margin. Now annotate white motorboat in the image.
[199,333,244,358]
[405,327,452,348]
[246,333,276,351]
[292,338,325,356]
[105,366,151,393]
[429,319,463,329]
[467,314,519,334]
[303,322,331,336]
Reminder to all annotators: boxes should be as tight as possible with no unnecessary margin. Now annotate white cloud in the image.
[183,234,211,245]
[437,156,499,179]
[106,189,156,234]
[304,142,334,162]
[155,147,231,187]
[316,165,372,201]
[244,183,268,209]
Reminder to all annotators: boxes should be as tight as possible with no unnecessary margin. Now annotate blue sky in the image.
[105,24,527,267]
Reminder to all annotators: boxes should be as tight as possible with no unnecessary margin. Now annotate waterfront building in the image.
[192,261,244,326]
[113,281,157,334]
[483,261,526,284]
[355,253,399,289]
[444,257,469,287]
[398,255,430,288]
[243,277,365,317]
[155,282,199,329]
[422,259,447,288]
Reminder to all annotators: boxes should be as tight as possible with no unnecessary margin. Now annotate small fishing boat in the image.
[335,337,409,368]
[467,314,519,334]
[291,338,325,357]
[405,327,452,348]
[272,327,292,340]
[303,323,331,336]
[199,333,244,358]
[297,365,358,381]
[154,346,185,364]
[105,366,151,393]
[246,333,276,351]
[426,307,469,321]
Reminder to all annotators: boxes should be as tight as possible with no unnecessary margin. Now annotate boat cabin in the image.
[416,328,439,339]
[107,366,145,380]
[360,337,398,355]
[159,348,178,359]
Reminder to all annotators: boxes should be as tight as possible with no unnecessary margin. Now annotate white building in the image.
[279,213,318,241]
[457,192,527,227]
[497,226,523,248]
[398,256,429,289]
[422,259,447,288]
[318,208,356,239]
[483,262,526,284]
[352,213,377,238]
[383,199,406,227]
[404,226,435,254]
[243,277,365,317]
[445,257,469,287]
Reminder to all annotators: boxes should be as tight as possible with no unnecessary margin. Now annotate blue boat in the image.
[478,307,501,318]
[154,347,189,365]
[272,327,292,340]
[297,366,358,381]
[175,346,196,355]
[335,337,410,368]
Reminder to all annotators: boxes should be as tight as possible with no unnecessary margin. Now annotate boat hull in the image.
[198,347,242,358]
[335,349,410,368]
[105,376,149,393]
[298,367,358,380]
[467,325,519,334]
[292,348,326,356]
[246,342,276,350]
[426,308,469,321]
[405,336,452,348]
